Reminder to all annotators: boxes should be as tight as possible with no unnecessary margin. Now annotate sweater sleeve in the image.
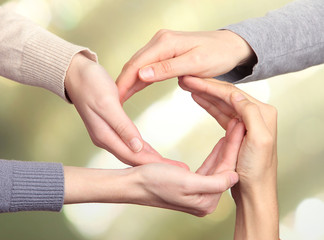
[0,5,97,101]
[0,159,64,212]
[218,0,324,83]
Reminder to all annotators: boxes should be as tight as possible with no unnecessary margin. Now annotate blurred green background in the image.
[1,0,324,239]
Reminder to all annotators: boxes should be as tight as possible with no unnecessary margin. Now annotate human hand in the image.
[179,76,278,238]
[64,117,245,216]
[133,117,244,216]
[179,76,277,185]
[116,30,255,103]
[64,53,187,168]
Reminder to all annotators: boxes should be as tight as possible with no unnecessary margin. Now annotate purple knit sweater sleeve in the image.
[0,160,64,212]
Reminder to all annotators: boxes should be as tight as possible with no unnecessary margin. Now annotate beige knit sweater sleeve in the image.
[0,6,97,101]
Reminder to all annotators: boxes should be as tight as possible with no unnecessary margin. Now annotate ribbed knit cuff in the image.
[21,27,97,101]
[8,160,64,212]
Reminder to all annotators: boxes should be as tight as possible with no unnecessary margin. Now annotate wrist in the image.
[64,53,94,102]
[222,30,256,67]
[233,181,279,240]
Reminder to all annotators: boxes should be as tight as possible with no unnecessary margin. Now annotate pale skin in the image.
[64,116,245,217]
[65,30,278,236]
[179,76,279,239]
[116,30,256,103]
[64,52,187,168]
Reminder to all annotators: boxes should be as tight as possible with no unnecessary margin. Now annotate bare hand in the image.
[179,76,279,238]
[64,53,187,168]
[117,30,255,103]
[64,117,244,217]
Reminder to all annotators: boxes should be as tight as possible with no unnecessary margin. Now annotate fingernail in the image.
[129,137,143,153]
[232,92,246,102]
[139,67,154,80]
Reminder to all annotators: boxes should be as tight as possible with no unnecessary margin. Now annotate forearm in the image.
[220,0,324,83]
[63,166,138,204]
[234,182,279,240]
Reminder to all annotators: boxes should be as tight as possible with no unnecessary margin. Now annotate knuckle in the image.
[123,60,137,71]
[155,29,169,36]
[91,131,107,148]
[196,211,208,217]
[206,205,217,215]
[189,54,204,68]
[194,196,214,214]
[229,111,239,120]
[266,104,278,118]
[199,201,215,216]
[158,60,173,74]
[114,122,130,139]
[156,29,174,42]
[95,96,114,112]
[244,102,259,114]
[254,132,274,148]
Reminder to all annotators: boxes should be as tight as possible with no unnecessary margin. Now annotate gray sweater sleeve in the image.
[219,0,324,83]
[0,160,64,212]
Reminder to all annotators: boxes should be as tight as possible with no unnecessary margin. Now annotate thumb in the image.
[230,91,267,135]
[210,171,239,193]
[139,54,196,82]
[189,171,239,194]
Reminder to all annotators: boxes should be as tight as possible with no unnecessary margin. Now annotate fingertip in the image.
[182,75,199,84]
[139,66,155,81]
[129,137,144,153]
[229,172,239,187]
[236,121,246,132]
[178,78,189,91]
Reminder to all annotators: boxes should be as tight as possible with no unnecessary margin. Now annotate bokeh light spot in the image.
[294,198,324,240]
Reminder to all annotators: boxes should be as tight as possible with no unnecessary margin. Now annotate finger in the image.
[230,92,269,136]
[116,60,150,103]
[145,200,209,217]
[117,31,178,102]
[188,171,239,194]
[196,137,225,175]
[140,141,189,170]
[138,52,199,82]
[191,93,232,129]
[201,119,244,175]
[196,118,240,176]
[213,120,245,174]
[121,81,152,104]
[179,77,237,120]
[90,99,144,153]
[116,66,138,103]
[180,76,257,107]
[85,107,188,168]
